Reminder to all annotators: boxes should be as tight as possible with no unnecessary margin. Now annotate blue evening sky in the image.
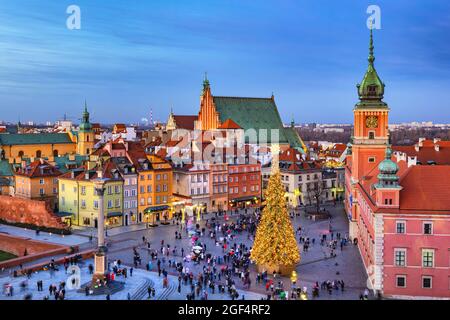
[0,0,449,124]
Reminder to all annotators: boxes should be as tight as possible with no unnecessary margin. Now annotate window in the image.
[368,157,376,163]
[394,249,406,267]
[81,200,86,209]
[422,276,432,289]
[156,174,161,181]
[39,188,44,195]
[107,200,113,209]
[396,221,406,234]
[115,186,120,194]
[107,186,112,195]
[39,179,44,185]
[423,222,433,235]
[115,199,120,208]
[147,197,152,205]
[124,190,129,197]
[81,186,86,195]
[94,200,99,209]
[53,187,57,194]
[61,184,65,192]
[147,185,152,193]
[369,132,375,140]
[422,249,434,268]
[396,276,406,288]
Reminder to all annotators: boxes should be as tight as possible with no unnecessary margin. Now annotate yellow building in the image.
[76,103,95,156]
[58,160,124,227]
[132,154,173,225]
[0,104,95,161]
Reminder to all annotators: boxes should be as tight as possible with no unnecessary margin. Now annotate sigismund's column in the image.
[92,168,109,283]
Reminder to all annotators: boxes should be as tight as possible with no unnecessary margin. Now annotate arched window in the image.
[18,151,24,158]
[36,150,42,158]
[53,150,59,157]
[86,135,90,142]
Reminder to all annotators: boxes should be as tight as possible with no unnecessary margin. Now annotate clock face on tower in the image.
[365,116,379,128]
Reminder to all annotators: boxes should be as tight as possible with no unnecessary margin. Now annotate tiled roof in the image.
[399,165,450,211]
[212,96,289,144]
[218,119,242,130]
[173,115,198,130]
[393,140,450,165]
[279,147,303,162]
[16,159,62,178]
[0,133,73,146]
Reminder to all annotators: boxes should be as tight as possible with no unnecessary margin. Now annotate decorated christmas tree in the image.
[251,167,300,275]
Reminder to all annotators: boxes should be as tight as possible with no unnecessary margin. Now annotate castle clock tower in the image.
[352,28,389,182]
[347,28,390,238]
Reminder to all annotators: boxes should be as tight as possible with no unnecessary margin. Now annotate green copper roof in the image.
[53,155,88,173]
[283,127,305,154]
[0,160,14,177]
[376,147,400,188]
[356,28,387,109]
[0,133,73,146]
[213,96,292,144]
[79,101,92,132]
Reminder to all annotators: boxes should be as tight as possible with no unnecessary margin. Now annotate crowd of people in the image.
[1,203,370,300]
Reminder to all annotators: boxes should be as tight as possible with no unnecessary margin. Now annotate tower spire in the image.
[368,23,375,66]
[202,72,210,92]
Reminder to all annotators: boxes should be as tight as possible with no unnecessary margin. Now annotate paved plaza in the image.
[0,203,371,300]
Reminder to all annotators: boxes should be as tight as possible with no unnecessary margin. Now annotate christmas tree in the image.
[251,169,300,274]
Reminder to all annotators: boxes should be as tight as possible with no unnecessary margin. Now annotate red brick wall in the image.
[0,234,63,256]
[0,234,74,269]
[0,195,67,230]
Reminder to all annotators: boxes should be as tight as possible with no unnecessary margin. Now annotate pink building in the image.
[345,29,450,299]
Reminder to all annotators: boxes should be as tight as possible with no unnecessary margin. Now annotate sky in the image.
[0,0,449,125]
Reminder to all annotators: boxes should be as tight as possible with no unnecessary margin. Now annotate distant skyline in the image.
[1,0,450,124]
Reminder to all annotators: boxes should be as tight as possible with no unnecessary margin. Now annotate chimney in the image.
[85,172,90,180]
[435,144,440,152]
[414,144,420,152]
[418,137,425,147]
[71,171,75,179]
[433,138,441,144]
[97,168,103,179]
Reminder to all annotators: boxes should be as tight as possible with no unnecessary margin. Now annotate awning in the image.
[230,196,260,202]
[55,212,73,218]
[144,205,169,213]
[107,212,123,218]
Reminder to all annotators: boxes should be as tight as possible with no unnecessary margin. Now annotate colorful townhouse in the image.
[112,157,138,226]
[14,159,61,211]
[345,29,450,299]
[58,160,124,227]
[173,161,210,213]
[227,151,261,209]
[127,143,173,225]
